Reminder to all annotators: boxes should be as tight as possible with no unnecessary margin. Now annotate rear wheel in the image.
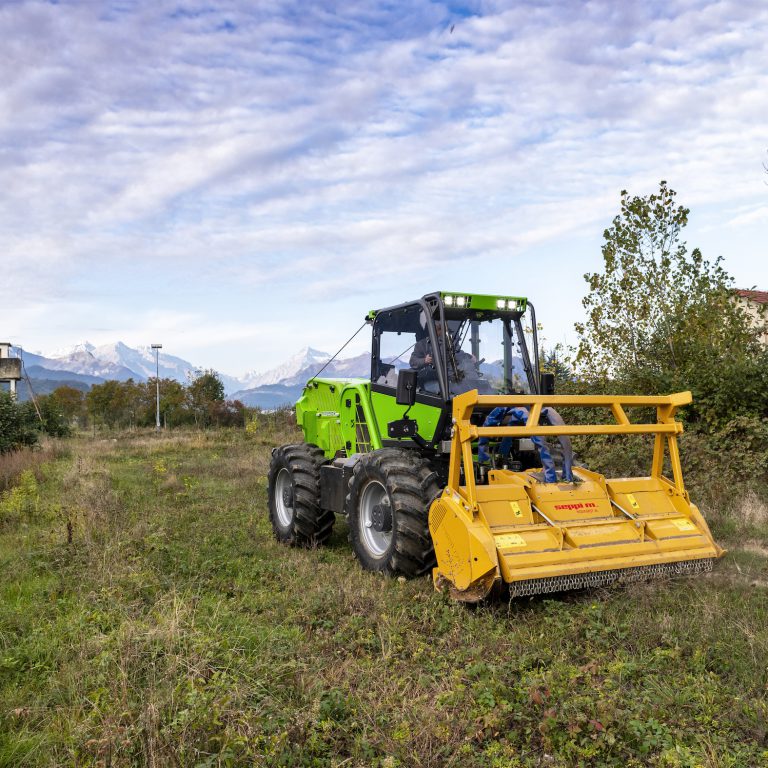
[345,448,440,576]
[268,443,334,546]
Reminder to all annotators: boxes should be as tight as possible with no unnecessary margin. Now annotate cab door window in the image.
[372,304,424,389]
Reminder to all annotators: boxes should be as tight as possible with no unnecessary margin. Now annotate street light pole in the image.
[151,344,162,432]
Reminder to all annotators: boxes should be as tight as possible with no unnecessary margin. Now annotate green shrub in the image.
[0,392,37,453]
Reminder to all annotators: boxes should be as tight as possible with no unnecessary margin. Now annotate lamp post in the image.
[151,344,162,431]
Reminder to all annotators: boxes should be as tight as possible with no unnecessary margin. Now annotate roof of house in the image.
[736,289,768,304]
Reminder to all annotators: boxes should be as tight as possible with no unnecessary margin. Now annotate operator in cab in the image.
[410,321,490,395]
[409,321,443,369]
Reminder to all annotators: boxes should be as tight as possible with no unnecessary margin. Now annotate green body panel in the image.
[337,381,382,455]
[296,378,366,458]
[296,377,444,458]
[369,391,443,447]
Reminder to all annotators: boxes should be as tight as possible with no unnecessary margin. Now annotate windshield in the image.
[372,303,535,398]
[443,316,533,396]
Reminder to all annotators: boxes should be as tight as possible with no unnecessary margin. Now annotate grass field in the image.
[1,423,767,767]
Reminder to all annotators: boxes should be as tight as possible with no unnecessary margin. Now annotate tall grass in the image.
[0,443,62,493]
[0,424,766,767]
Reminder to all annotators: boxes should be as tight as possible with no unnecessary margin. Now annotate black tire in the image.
[345,448,440,577]
[268,443,334,546]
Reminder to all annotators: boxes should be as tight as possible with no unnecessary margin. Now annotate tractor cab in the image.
[366,291,554,466]
[369,291,542,404]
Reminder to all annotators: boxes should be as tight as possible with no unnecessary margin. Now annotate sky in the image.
[2,0,767,377]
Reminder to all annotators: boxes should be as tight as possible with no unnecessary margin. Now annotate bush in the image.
[0,392,38,453]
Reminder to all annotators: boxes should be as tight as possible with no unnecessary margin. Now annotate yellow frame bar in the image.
[447,390,692,511]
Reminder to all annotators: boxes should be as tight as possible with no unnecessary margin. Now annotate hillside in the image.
[0,427,766,766]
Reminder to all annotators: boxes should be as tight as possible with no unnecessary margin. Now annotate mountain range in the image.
[10,343,366,408]
[10,342,525,409]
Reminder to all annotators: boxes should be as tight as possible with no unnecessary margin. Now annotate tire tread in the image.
[267,443,334,546]
[345,448,441,577]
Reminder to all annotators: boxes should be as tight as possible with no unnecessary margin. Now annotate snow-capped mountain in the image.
[50,341,96,358]
[230,351,371,408]
[35,344,139,382]
[19,342,354,399]
[240,347,331,388]
[14,342,200,388]
[89,342,197,383]
[13,339,528,409]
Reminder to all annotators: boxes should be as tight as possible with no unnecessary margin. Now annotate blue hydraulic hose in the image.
[477,406,573,483]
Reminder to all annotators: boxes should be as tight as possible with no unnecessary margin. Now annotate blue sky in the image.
[2,0,767,376]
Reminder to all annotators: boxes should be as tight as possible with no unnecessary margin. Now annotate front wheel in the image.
[345,449,440,576]
[268,443,334,546]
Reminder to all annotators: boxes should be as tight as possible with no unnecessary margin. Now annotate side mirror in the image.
[396,368,417,406]
[539,372,555,396]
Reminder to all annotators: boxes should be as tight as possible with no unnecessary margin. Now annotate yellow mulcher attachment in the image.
[429,390,724,602]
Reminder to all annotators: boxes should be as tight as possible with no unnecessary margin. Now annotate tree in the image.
[576,181,760,381]
[540,343,573,390]
[574,181,768,427]
[50,385,87,427]
[87,380,134,428]
[187,370,225,427]
[158,379,190,427]
[24,395,70,438]
[208,398,248,428]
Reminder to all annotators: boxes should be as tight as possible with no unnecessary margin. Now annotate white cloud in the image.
[726,205,768,228]
[0,0,767,371]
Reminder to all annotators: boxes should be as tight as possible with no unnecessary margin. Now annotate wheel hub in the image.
[274,467,295,529]
[359,479,392,557]
[370,502,392,532]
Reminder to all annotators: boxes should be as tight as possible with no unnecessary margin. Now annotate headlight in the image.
[496,298,506,309]
[455,295,466,307]
[506,299,518,311]
[444,295,455,306]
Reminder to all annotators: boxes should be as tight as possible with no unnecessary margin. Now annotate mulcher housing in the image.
[430,389,722,601]
[269,291,724,601]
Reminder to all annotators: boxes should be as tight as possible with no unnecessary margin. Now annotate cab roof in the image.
[367,291,528,321]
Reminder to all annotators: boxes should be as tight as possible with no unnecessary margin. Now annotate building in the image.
[0,343,22,399]
[735,290,768,345]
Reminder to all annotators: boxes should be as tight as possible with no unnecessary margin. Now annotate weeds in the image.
[0,427,766,767]
[0,443,62,493]
[0,470,39,525]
